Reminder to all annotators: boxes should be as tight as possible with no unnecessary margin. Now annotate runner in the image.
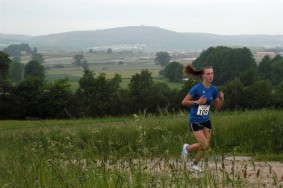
[181,64,224,172]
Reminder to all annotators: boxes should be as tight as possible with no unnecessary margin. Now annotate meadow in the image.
[0,109,282,187]
[45,60,163,90]
[25,51,192,90]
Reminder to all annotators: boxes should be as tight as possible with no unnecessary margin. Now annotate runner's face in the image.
[202,68,214,83]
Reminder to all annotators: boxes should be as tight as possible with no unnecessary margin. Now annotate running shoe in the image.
[191,163,202,172]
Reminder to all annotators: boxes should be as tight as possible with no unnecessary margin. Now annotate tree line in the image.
[0,46,282,119]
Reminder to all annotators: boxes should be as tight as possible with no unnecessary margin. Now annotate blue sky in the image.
[1,0,282,36]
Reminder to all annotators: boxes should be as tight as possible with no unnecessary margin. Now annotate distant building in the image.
[256,52,276,58]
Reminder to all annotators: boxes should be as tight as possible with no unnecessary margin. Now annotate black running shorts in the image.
[190,120,212,132]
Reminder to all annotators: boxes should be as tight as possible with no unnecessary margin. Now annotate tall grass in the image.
[213,109,283,155]
[0,109,282,187]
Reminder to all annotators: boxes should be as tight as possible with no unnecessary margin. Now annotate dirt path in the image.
[122,156,283,187]
[206,156,283,187]
[81,156,283,187]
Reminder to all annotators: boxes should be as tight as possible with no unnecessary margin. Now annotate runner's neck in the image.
[202,81,211,88]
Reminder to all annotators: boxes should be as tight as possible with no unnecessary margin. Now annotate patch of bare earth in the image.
[68,156,282,187]
[208,156,283,187]
[95,156,283,187]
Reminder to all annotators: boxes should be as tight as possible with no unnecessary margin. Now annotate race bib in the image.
[197,105,210,116]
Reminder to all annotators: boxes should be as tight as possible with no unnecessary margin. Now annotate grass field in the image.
[0,109,282,187]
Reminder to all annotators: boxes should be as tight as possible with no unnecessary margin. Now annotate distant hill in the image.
[1,26,283,52]
[0,34,32,49]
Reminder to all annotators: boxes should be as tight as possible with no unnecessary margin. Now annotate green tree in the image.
[0,51,12,96]
[14,77,45,118]
[9,61,24,82]
[258,55,272,81]
[76,68,122,117]
[221,78,245,110]
[154,52,170,67]
[40,78,73,118]
[167,88,186,112]
[128,69,156,113]
[3,43,32,62]
[0,51,11,79]
[24,60,45,80]
[273,80,283,108]
[0,47,13,118]
[32,47,38,54]
[91,73,122,116]
[76,68,96,116]
[13,50,21,62]
[106,74,123,115]
[164,61,184,82]
[270,56,283,85]
[150,82,173,112]
[31,53,44,64]
[107,48,112,54]
[193,46,256,85]
[127,69,182,114]
[239,68,259,86]
[73,54,85,69]
[245,80,273,109]
[258,55,283,86]
[81,59,89,69]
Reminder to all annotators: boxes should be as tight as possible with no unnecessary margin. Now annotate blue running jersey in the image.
[188,82,219,123]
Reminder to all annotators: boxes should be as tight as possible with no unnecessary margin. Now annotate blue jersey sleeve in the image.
[189,86,196,97]
[213,86,220,99]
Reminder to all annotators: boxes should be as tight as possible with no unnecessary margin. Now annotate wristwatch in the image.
[194,101,198,106]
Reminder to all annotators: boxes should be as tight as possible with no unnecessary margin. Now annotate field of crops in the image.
[30,51,190,90]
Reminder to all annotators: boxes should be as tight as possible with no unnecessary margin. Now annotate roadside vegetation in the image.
[0,109,282,187]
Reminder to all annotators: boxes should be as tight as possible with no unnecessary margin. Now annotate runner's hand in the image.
[197,95,207,105]
[219,91,224,100]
